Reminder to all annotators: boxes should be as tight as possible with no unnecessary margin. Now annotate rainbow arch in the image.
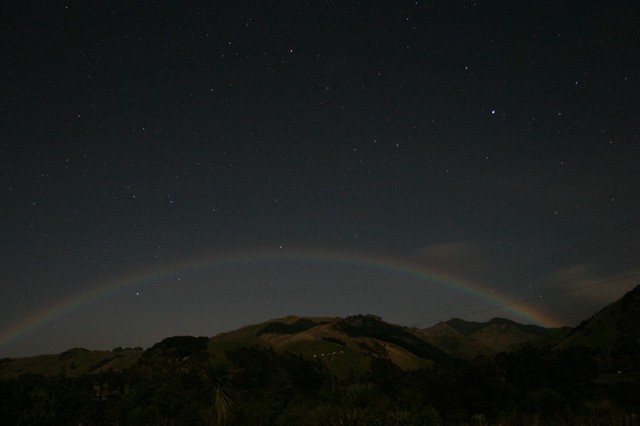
[0,248,564,350]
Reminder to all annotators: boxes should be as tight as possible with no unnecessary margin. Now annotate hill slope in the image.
[417,317,568,358]
[556,285,640,365]
[3,286,638,379]
[210,314,447,377]
[0,347,142,379]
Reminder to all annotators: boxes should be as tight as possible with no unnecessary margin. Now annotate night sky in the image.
[2,1,639,357]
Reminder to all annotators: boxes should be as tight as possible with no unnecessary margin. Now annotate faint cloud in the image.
[546,263,640,304]
[413,240,495,282]
[548,263,596,286]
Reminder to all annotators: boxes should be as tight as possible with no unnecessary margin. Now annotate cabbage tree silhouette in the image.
[204,361,235,426]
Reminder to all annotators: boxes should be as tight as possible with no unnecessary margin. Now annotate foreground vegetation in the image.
[1,331,638,425]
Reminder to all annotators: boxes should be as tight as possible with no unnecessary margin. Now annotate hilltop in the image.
[0,286,638,425]
[1,285,637,379]
[416,316,570,358]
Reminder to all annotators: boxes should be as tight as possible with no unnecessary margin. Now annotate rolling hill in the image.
[417,317,570,358]
[209,314,444,377]
[1,286,639,425]
[1,285,638,380]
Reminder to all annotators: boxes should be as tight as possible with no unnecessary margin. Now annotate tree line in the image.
[1,334,638,425]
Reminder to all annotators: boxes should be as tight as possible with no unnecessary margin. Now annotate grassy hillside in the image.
[415,321,494,359]
[209,315,439,378]
[0,347,142,379]
[1,290,639,425]
[418,317,568,358]
[556,285,640,357]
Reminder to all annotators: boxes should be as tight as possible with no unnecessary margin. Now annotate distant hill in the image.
[417,317,569,358]
[210,314,446,378]
[414,321,494,359]
[2,287,639,425]
[2,286,638,379]
[556,285,640,362]
[0,347,143,379]
[0,315,447,380]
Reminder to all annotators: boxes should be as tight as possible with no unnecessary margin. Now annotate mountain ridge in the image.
[1,285,638,379]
